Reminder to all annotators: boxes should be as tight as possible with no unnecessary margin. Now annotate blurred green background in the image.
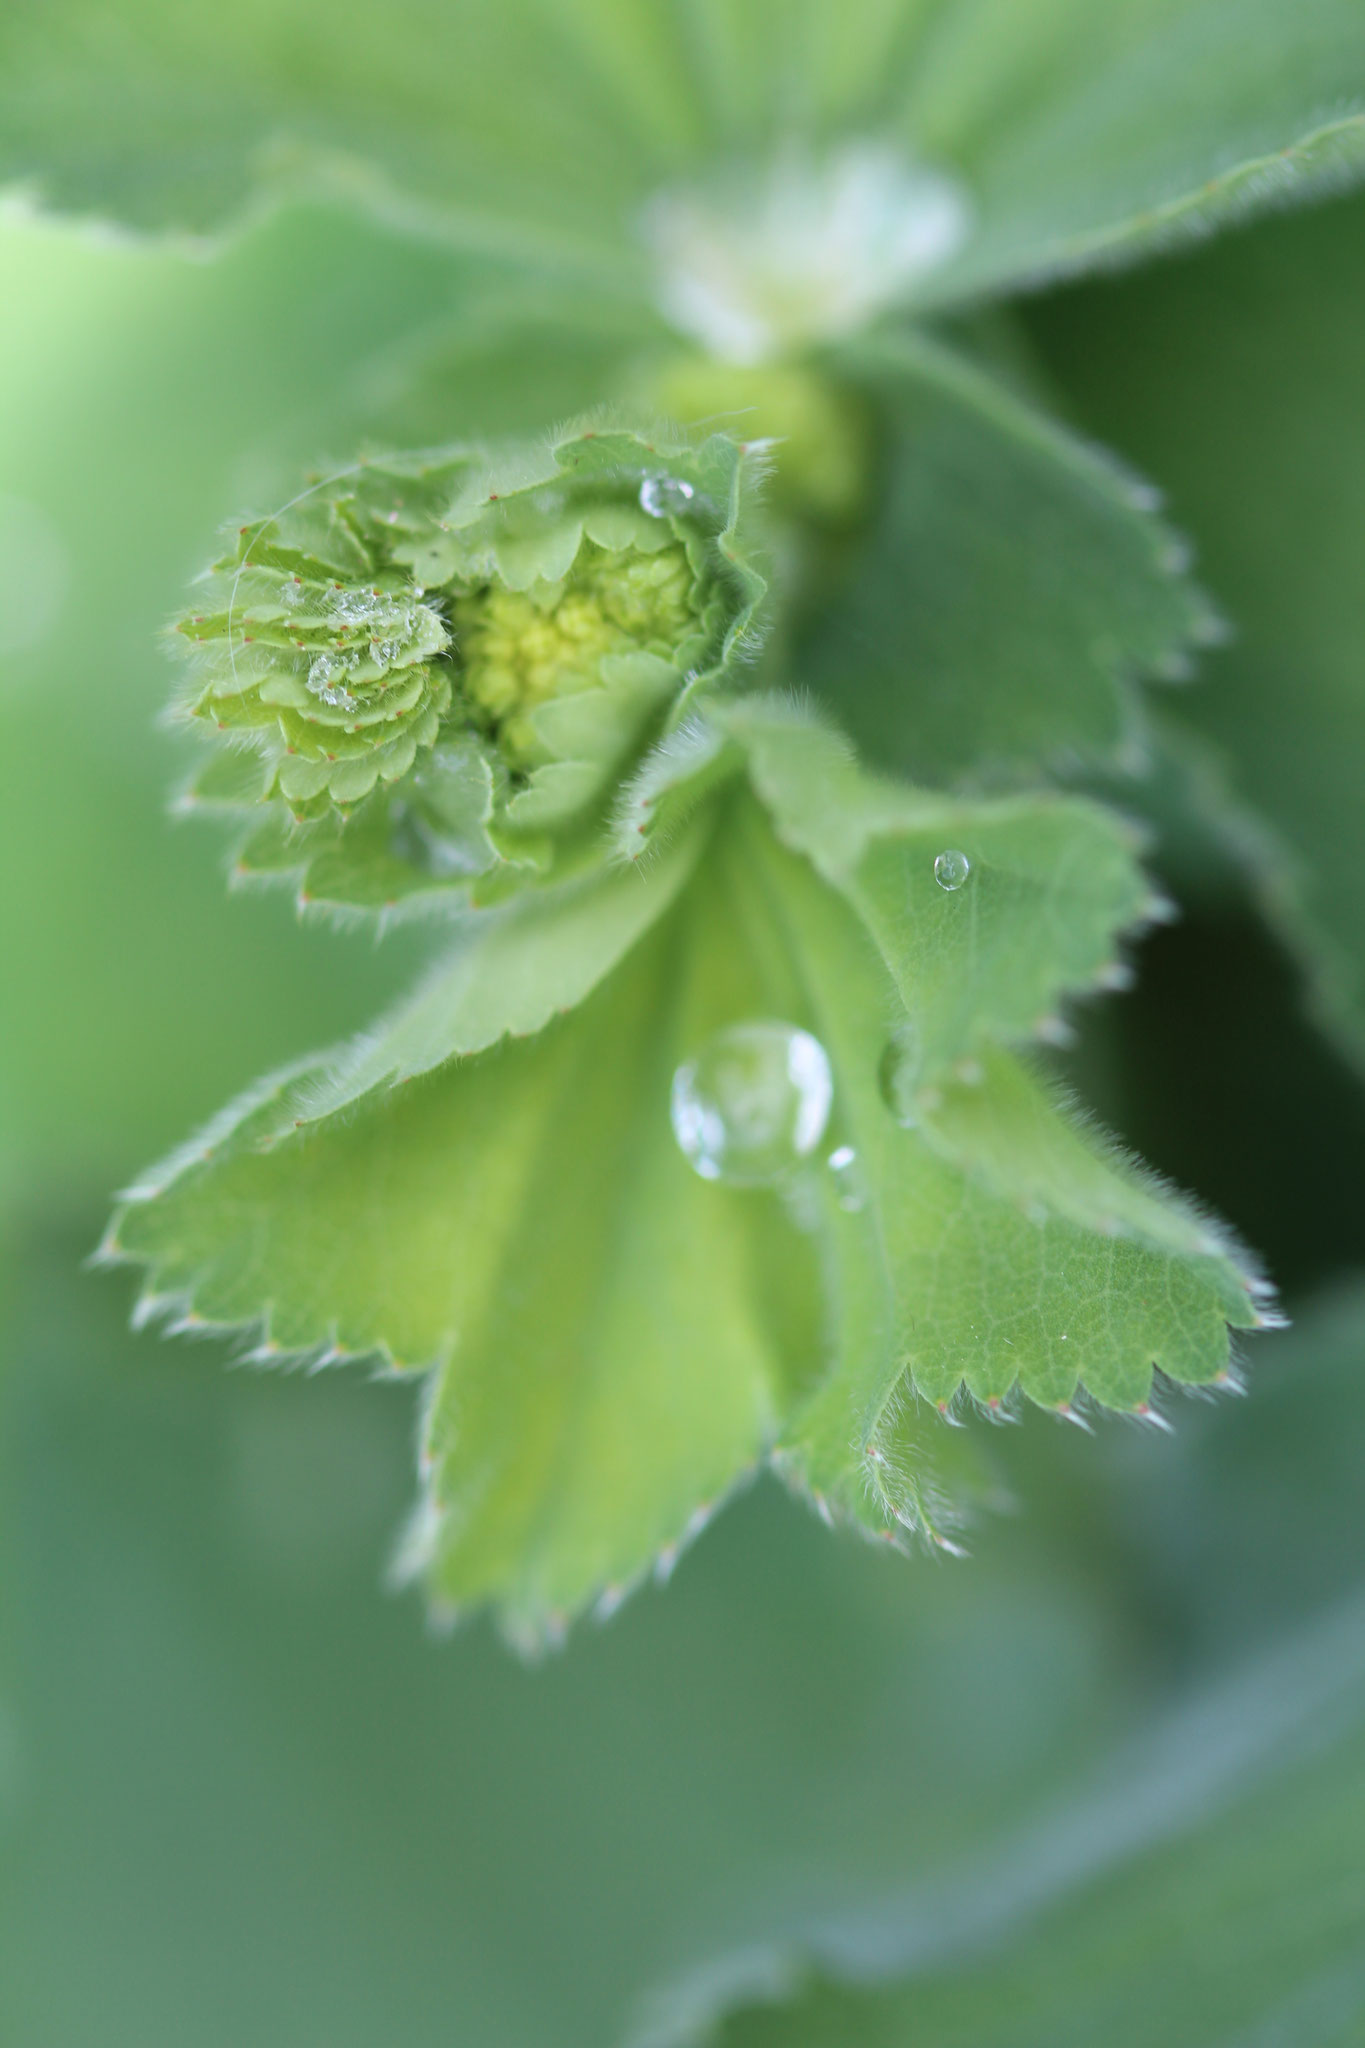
[5,190,1365,2047]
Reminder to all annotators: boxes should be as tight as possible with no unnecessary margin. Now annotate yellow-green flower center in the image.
[453,538,698,763]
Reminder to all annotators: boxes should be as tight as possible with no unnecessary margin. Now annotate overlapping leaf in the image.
[3,0,1363,320]
[726,779,1258,1545]
[1029,184,1365,1056]
[694,1599,1365,2048]
[795,332,1217,782]
[108,812,823,1644]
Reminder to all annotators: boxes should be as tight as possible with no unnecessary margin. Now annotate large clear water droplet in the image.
[640,473,696,519]
[934,847,971,891]
[671,1021,832,1186]
[878,1026,922,1128]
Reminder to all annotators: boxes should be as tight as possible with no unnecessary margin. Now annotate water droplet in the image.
[307,648,361,709]
[827,1145,864,1212]
[934,848,971,891]
[878,1026,922,1128]
[639,473,696,519]
[671,1021,832,1186]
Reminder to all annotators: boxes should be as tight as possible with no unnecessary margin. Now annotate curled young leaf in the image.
[174,425,769,917]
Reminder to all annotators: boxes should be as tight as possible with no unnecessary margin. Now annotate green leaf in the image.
[354,289,669,449]
[107,814,824,1645]
[903,0,1365,305]
[0,0,671,276]
[1029,183,1365,1057]
[723,696,1156,1073]
[291,813,710,1119]
[4,0,1362,327]
[794,331,1216,782]
[736,809,1259,1542]
[28,1210,1299,2048]
[110,751,1261,1626]
[698,1599,1365,2048]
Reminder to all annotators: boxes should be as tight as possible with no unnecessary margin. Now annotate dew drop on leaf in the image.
[639,473,695,519]
[878,1025,923,1128]
[671,1021,832,1186]
[934,847,971,891]
[827,1144,865,1212]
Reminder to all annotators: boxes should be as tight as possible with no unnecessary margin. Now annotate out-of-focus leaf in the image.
[796,331,1216,782]
[640,1267,1365,2045]
[697,1597,1365,2048]
[353,291,669,446]
[1,0,1362,323]
[8,1220,1184,2048]
[1028,185,1365,1056]
[903,0,1365,304]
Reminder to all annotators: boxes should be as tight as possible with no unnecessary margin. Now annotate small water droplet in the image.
[878,1025,922,1128]
[639,473,696,519]
[671,1021,832,1187]
[827,1144,864,1212]
[934,848,971,891]
[307,648,362,709]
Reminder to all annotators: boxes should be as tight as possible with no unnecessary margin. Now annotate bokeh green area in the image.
[5,195,1365,2048]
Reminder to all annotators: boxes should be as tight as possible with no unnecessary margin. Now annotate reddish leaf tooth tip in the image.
[654,1543,679,1584]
